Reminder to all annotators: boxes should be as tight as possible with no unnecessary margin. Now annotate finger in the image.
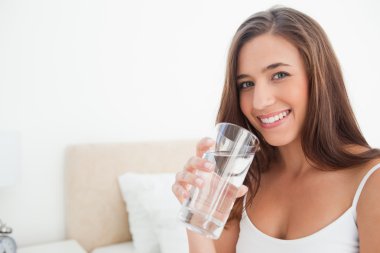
[236,185,248,198]
[172,183,189,204]
[184,156,215,173]
[196,137,216,157]
[175,170,205,188]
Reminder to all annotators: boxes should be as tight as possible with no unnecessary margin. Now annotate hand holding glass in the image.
[178,122,260,239]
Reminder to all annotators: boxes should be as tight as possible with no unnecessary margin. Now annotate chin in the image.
[265,139,290,147]
[261,134,296,147]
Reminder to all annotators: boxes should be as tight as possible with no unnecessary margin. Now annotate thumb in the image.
[236,185,248,198]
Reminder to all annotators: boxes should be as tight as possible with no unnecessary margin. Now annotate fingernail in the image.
[195,178,203,187]
[204,162,214,170]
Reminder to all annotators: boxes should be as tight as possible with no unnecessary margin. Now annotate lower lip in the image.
[259,111,290,129]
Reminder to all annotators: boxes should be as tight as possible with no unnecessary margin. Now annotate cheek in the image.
[298,82,309,108]
[288,85,306,100]
[239,93,252,116]
[292,84,309,123]
[287,79,309,109]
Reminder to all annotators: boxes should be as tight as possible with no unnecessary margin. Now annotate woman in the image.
[172,6,380,252]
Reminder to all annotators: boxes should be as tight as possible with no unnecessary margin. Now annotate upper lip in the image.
[256,109,291,119]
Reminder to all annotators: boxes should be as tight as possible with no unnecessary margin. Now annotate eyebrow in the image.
[236,62,291,81]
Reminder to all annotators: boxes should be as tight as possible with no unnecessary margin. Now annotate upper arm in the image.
[357,168,380,253]
[214,218,240,253]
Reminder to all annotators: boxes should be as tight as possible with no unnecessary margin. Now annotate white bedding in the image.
[91,242,135,253]
[118,172,188,253]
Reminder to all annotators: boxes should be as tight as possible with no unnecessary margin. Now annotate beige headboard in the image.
[64,140,197,252]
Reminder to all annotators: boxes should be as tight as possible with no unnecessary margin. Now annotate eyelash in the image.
[238,71,290,90]
[273,71,289,80]
[238,81,254,90]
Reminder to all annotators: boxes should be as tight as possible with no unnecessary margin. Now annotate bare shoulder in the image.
[356,158,380,252]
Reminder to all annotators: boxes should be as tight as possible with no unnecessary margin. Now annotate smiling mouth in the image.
[257,109,291,124]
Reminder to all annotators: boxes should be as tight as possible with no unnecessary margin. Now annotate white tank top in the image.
[236,163,380,253]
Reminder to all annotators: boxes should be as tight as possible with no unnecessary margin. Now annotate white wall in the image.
[0,0,379,247]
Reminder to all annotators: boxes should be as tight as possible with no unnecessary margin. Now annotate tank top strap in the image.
[242,193,248,218]
[352,162,380,220]
[243,193,247,207]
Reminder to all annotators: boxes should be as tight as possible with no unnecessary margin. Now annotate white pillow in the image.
[92,242,135,253]
[118,172,188,253]
[118,173,160,253]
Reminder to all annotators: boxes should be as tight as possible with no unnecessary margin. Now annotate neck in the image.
[275,138,314,177]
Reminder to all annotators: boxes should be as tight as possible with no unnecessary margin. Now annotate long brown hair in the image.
[216,6,380,223]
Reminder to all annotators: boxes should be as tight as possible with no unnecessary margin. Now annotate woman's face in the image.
[237,33,309,147]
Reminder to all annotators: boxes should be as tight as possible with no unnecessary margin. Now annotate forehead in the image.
[237,33,303,74]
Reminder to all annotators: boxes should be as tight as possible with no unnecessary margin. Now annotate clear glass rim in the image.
[215,122,260,144]
[215,122,260,153]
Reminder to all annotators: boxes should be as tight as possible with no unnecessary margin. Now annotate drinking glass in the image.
[178,122,260,239]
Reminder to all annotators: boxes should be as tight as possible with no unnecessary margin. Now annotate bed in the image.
[64,140,196,252]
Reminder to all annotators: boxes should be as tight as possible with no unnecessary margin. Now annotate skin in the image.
[172,33,380,252]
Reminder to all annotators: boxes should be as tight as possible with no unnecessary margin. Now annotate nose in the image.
[252,81,275,110]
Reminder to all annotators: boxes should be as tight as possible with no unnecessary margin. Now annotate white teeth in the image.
[259,110,289,124]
